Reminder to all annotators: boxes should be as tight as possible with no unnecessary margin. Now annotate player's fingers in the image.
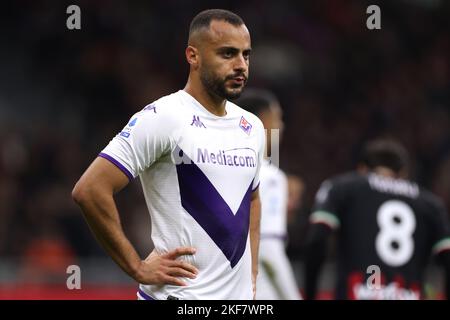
[167,267,197,279]
[163,247,196,260]
[162,275,187,286]
[168,260,199,275]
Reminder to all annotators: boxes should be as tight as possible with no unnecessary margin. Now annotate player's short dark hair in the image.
[360,139,410,173]
[189,9,244,36]
[233,88,279,116]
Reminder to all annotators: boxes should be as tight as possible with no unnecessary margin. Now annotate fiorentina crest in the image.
[239,116,252,135]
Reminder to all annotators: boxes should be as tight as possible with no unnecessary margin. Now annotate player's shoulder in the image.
[262,161,287,182]
[327,171,366,189]
[418,187,447,213]
[317,172,367,200]
[132,91,185,125]
[228,100,265,133]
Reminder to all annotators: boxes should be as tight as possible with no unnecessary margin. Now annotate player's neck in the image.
[184,79,227,117]
[372,167,398,179]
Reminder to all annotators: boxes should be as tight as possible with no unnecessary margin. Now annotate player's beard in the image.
[200,68,246,100]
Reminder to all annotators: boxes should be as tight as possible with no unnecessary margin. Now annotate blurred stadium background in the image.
[0,0,449,299]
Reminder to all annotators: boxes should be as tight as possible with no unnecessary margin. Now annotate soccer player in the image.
[235,89,302,300]
[72,9,265,300]
[304,139,450,300]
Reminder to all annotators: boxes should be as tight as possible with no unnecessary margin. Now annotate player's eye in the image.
[222,51,234,59]
[242,49,251,61]
[219,48,239,59]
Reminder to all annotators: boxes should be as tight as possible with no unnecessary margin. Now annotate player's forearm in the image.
[73,189,142,281]
[250,194,261,285]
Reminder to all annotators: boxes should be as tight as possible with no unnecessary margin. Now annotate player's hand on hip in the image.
[135,247,198,286]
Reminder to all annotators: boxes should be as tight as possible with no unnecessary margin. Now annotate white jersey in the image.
[100,90,265,300]
[259,160,288,239]
[256,161,302,300]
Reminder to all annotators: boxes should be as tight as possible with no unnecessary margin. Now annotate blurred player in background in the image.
[72,9,265,300]
[236,89,302,300]
[287,175,306,226]
[285,174,309,261]
[304,139,450,300]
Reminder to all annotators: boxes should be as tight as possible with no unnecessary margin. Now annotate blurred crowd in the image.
[0,0,449,283]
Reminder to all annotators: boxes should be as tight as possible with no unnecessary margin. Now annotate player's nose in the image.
[233,54,248,72]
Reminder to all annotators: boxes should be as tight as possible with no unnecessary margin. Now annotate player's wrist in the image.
[130,260,148,284]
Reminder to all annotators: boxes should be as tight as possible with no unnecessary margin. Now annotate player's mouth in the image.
[228,76,246,86]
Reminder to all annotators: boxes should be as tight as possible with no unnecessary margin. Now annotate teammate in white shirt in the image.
[72,9,265,300]
[236,89,302,300]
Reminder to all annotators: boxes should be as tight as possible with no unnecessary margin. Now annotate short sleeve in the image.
[99,104,176,181]
[252,120,266,191]
[310,178,347,230]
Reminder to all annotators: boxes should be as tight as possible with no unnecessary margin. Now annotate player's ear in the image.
[186,46,200,69]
